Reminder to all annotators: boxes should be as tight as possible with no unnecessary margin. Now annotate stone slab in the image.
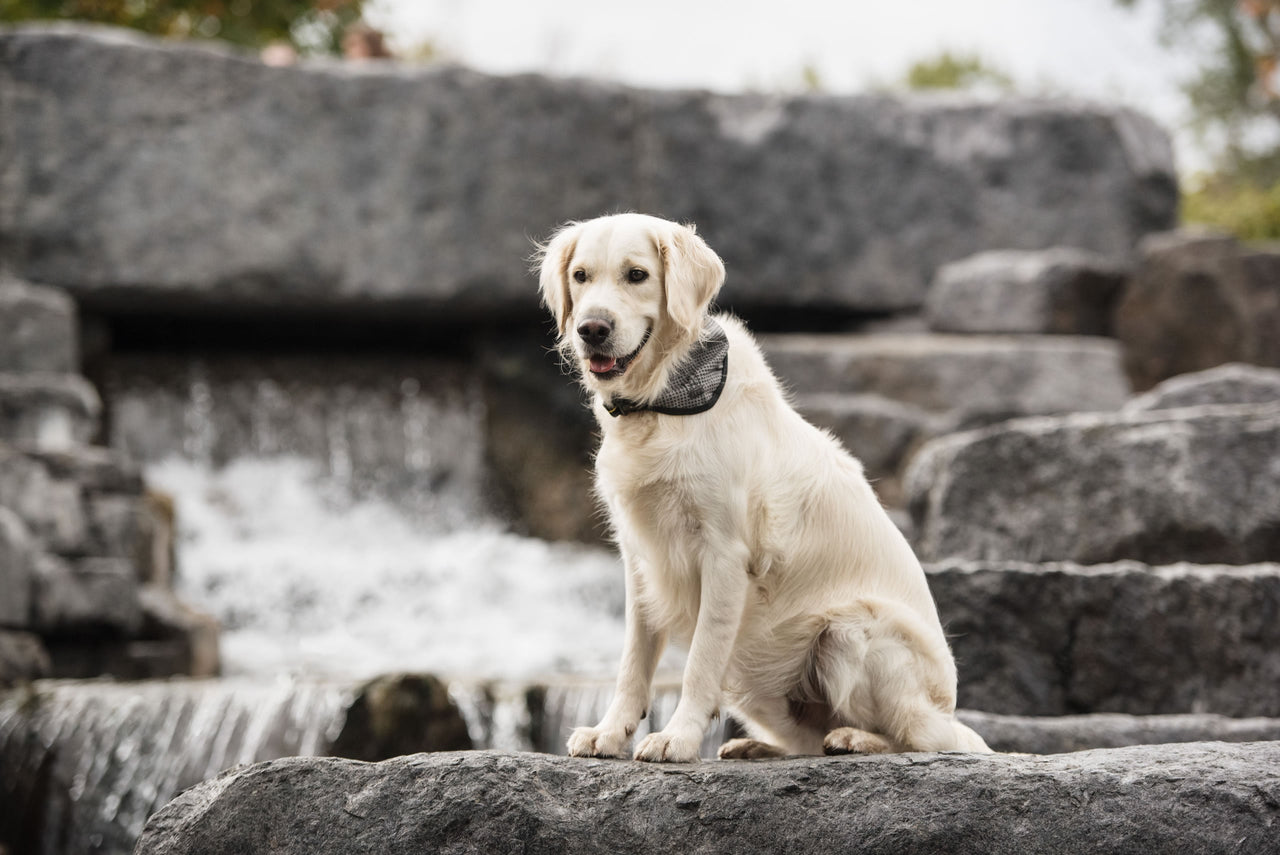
[762,333,1130,425]
[926,247,1128,335]
[1,25,1176,317]
[928,560,1280,716]
[134,745,1280,855]
[0,274,77,372]
[907,403,1280,565]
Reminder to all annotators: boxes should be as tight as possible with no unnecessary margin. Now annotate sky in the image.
[363,0,1202,171]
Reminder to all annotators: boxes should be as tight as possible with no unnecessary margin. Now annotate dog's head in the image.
[536,213,725,402]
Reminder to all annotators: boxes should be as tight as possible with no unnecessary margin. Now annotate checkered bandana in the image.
[605,319,729,417]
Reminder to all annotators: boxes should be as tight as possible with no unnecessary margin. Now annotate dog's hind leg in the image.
[814,599,992,754]
[718,691,828,759]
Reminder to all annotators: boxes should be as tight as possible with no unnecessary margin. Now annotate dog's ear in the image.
[661,222,726,338]
[535,222,581,336]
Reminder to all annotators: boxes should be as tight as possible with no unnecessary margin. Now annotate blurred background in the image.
[6,0,1280,232]
[1,3,1279,854]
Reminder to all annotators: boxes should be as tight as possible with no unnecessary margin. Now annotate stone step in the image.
[957,709,1280,755]
[925,247,1129,336]
[908,401,1280,565]
[0,372,100,451]
[0,275,78,373]
[929,560,1280,717]
[759,333,1130,504]
[761,333,1130,418]
[132,744,1280,855]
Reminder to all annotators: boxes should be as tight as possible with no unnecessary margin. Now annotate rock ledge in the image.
[137,744,1280,855]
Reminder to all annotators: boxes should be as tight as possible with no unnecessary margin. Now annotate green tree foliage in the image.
[1117,0,1280,237]
[0,0,365,55]
[903,51,1014,93]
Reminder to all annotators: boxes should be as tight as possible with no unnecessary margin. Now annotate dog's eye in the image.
[573,269,587,284]
[627,268,649,283]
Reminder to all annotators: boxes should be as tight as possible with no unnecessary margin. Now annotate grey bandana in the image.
[604,319,729,418]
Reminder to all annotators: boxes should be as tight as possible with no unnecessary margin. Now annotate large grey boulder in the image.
[1,25,1176,316]
[1115,230,1280,390]
[907,403,1280,565]
[926,247,1128,335]
[928,560,1280,716]
[0,274,77,373]
[135,745,1280,855]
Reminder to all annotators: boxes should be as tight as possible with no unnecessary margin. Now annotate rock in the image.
[328,673,473,761]
[0,507,33,627]
[134,745,1280,855]
[1,25,1175,317]
[907,403,1280,565]
[925,247,1128,334]
[764,334,1129,504]
[0,372,100,451]
[29,554,144,637]
[0,443,148,558]
[928,560,1280,716]
[958,709,1280,755]
[0,274,77,373]
[1115,229,1280,390]
[762,334,1129,423]
[0,631,49,685]
[136,585,221,678]
[0,443,88,555]
[1124,362,1280,412]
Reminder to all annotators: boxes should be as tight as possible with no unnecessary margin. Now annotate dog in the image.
[536,213,990,762]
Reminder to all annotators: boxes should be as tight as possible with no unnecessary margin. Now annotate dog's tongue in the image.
[589,355,617,374]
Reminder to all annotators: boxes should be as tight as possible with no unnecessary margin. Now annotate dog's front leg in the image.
[567,554,666,758]
[634,549,749,763]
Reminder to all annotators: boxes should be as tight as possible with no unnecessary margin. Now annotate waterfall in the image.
[0,678,354,855]
[100,353,631,681]
[0,349,716,854]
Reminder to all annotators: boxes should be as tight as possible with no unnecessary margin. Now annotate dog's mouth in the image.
[586,328,651,380]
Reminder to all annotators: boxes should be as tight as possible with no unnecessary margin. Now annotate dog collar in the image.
[604,318,729,418]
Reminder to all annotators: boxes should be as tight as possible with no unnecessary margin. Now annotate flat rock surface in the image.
[762,333,1129,423]
[930,561,1280,716]
[135,744,1280,855]
[926,247,1127,335]
[1,25,1176,317]
[960,709,1280,755]
[908,402,1280,565]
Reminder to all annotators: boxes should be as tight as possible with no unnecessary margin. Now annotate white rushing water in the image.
[145,455,636,683]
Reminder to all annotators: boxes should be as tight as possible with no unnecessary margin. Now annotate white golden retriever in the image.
[537,213,990,762]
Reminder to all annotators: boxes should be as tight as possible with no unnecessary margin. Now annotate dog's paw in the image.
[717,738,788,760]
[567,725,631,759]
[633,729,702,763]
[823,727,894,755]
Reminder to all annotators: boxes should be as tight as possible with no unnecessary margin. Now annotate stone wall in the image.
[0,273,217,685]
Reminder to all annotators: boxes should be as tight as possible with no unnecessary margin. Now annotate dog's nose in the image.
[576,317,613,347]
